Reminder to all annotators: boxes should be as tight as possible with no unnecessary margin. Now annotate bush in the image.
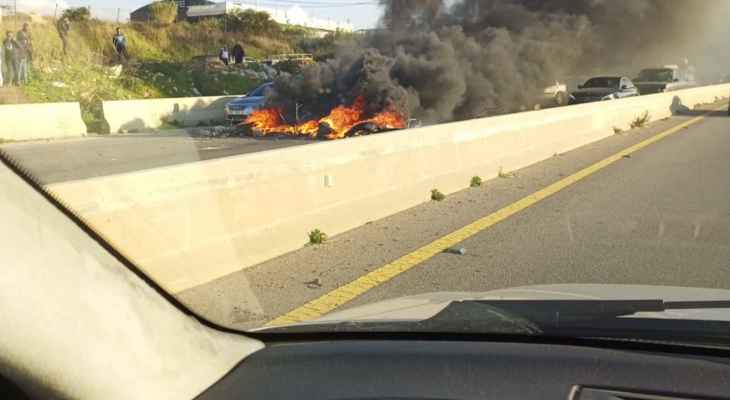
[149,1,178,25]
[62,7,91,22]
[470,176,483,187]
[431,189,446,201]
[630,111,650,129]
[308,229,328,245]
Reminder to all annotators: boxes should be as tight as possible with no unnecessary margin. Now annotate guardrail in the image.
[102,95,238,134]
[264,53,315,65]
[0,102,87,141]
[48,84,730,293]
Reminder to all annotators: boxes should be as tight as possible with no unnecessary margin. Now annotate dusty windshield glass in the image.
[637,69,675,82]
[1,1,730,338]
[583,77,620,89]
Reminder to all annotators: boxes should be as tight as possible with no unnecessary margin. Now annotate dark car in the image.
[569,76,639,104]
[224,82,273,123]
[634,66,696,95]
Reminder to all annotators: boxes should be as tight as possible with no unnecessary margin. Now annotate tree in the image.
[61,7,91,22]
[149,1,178,25]
[227,9,281,36]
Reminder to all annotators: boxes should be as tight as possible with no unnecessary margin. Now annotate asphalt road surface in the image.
[177,103,730,330]
[0,131,308,184]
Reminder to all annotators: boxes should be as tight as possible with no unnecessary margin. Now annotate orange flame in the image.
[244,96,406,140]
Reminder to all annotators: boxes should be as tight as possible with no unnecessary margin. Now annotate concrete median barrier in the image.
[47,84,730,293]
[0,102,87,141]
[103,95,238,134]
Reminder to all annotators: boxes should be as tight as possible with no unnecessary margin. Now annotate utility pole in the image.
[116,8,120,24]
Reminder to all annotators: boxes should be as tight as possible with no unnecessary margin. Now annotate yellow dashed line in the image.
[265,105,726,328]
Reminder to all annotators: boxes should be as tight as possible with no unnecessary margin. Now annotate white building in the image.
[187,1,353,33]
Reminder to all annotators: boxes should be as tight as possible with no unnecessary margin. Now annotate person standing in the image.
[0,41,4,87]
[219,46,230,66]
[15,23,32,85]
[112,27,128,63]
[57,17,71,58]
[2,31,18,86]
[17,23,33,61]
[231,43,245,65]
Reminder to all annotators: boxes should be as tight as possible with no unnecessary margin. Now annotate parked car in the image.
[527,81,569,110]
[540,81,569,107]
[569,76,639,104]
[224,82,273,123]
[634,65,697,95]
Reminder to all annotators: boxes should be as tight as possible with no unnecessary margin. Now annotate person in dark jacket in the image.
[231,43,245,64]
[57,17,71,58]
[2,31,18,86]
[15,23,32,84]
[112,27,128,63]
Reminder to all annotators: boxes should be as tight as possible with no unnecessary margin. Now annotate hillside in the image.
[0,14,322,132]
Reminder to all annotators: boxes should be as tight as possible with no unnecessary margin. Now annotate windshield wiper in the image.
[429,299,730,327]
[259,299,730,341]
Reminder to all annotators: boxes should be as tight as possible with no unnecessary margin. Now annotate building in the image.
[130,0,214,22]
[186,1,353,33]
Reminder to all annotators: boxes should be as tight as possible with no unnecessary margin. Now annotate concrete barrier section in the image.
[103,95,238,133]
[48,84,730,293]
[0,102,87,141]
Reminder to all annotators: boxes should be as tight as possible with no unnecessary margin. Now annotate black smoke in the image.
[270,0,730,125]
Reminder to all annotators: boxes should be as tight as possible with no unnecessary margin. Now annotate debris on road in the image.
[305,278,322,289]
[444,247,467,256]
[198,125,243,138]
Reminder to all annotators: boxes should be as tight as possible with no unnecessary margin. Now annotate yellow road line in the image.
[265,105,727,327]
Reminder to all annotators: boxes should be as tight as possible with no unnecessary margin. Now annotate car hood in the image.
[228,96,265,106]
[572,88,616,97]
[307,284,730,325]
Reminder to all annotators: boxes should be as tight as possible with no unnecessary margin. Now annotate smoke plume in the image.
[270,0,730,125]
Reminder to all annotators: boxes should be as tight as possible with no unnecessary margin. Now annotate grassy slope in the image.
[0,17,299,131]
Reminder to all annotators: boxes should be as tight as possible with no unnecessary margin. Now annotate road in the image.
[0,131,308,184]
[177,104,730,330]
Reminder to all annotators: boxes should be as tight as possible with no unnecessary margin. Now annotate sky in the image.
[11,0,384,29]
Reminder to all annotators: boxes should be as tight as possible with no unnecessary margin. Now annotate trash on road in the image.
[305,278,322,289]
[444,247,466,255]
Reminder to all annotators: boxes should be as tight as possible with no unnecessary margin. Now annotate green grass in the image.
[431,189,446,201]
[308,229,328,245]
[630,111,651,129]
[0,17,293,131]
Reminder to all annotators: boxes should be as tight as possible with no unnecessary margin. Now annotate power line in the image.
[236,0,378,8]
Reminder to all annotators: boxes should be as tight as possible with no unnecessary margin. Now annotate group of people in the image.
[1,23,33,87]
[219,43,246,66]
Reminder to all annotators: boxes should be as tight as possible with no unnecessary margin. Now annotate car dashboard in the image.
[197,335,730,399]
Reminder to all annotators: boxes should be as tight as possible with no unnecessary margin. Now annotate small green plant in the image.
[630,111,650,129]
[613,127,624,135]
[470,176,483,187]
[308,229,328,245]
[498,167,516,179]
[431,189,446,201]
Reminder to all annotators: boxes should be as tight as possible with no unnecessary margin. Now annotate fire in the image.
[244,96,406,140]
[244,108,319,138]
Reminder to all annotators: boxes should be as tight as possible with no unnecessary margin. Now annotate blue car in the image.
[224,82,273,123]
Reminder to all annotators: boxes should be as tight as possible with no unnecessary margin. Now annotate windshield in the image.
[582,77,620,88]
[248,83,271,97]
[2,1,730,344]
[637,69,675,82]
